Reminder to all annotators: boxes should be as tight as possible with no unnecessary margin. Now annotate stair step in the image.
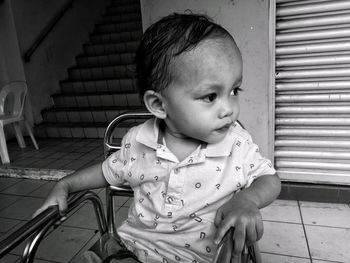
[41,106,144,124]
[67,64,135,80]
[51,92,142,108]
[76,53,135,67]
[109,0,140,7]
[105,4,140,15]
[89,31,142,45]
[35,120,141,139]
[83,41,139,56]
[98,13,141,24]
[94,21,142,34]
[35,0,143,139]
[60,78,137,94]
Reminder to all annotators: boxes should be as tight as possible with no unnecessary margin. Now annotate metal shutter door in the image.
[274,0,350,184]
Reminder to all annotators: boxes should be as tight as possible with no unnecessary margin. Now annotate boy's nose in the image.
[218,102,234,119]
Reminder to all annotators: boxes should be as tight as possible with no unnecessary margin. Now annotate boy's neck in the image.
[162,124,201,162]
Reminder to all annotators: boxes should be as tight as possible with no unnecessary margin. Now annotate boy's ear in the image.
[143,90,167,119]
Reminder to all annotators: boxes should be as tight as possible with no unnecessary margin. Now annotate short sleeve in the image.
[102,131,132,186]
[240,134,276,188]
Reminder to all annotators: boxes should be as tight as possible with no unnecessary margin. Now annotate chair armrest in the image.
[0,190,107,262]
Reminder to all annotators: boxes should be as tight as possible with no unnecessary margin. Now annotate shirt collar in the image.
[135,118,161,150]
[135,118,233,157]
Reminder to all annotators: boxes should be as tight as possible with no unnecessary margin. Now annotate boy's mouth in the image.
[215,123,232,133]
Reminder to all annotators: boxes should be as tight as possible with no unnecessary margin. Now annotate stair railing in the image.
[23,0,74,62]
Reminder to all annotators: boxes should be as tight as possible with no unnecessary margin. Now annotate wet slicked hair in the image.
[135,13,235,100]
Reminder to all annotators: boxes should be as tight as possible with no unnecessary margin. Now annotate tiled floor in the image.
[0,137,105,180]
[0,138,349,263]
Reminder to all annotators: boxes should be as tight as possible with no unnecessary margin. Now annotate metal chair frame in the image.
[0,191,107,263]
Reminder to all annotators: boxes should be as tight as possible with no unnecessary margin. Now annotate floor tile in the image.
[259,221,309,258]
[124,197,133,207]
[0,177,21,191]
[98,189,131,207]
[0,194,21,211]
[28,181,56,198]
[0,196,43,220]
[0,220,28,255]
[11,157,38,166]
[34,226,96,262]
[0,179,47,196]
[62,204,100,230]
[30,158,56,169]
[0,217,22,233]
[305,225,350,262]
[48,158,74,169]
[261,253,311,262]
[114,206,129,228]
[0,254,20,263]
[300,201,350,228]
[261,199,301,223]
[69,232,102,263]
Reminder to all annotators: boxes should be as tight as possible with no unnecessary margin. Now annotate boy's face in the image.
[161,37,243,144]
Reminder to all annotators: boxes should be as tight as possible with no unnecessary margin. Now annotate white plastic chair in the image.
[0,81,39,164]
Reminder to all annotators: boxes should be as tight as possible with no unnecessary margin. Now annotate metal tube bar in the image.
[104,111,152,157]
[277,13,350,29]
[276,40,350,55]
[276,117,350,125]
[106,186,116,236]
[0,191,107,259]
[0,206,59,258]
[275,139,350,148]
[276,0,350,17]
[275,150,350,159]
[276,93,350,102]
[276,54,350,67]
[276,105,350,114]
[276,68,350,79]
[276,160,350,170]
[276,128,350,137]
[275,80,350,91]
[20,218,57,263]
[276,27,350,43]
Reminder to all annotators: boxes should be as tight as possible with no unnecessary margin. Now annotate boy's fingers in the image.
[32,208,44,219]
[214,217,235,245]
[57,199,68,216]
[232,223,246,256]
[256,218,264,240]
[213,209,224,228]
[245,224,257,245]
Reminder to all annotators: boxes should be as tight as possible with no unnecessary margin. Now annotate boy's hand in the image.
[213,196,263,262]
[32,181,69,219]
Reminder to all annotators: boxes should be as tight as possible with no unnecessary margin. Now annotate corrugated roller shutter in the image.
[274,0,350,184]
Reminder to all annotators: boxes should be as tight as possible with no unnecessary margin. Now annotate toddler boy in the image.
[34,13,281,263]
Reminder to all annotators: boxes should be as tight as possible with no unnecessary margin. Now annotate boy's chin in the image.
[200,133,227,144]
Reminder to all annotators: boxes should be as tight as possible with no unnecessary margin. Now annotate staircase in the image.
[35,0,145,139]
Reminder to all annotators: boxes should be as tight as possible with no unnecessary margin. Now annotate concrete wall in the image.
[140,0,272,157]
[10,0,110,124]
[0,0,29,138]
[0,1,26,93]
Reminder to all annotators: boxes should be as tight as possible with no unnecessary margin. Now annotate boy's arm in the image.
[214,173,281,262]
[32,162,109,218]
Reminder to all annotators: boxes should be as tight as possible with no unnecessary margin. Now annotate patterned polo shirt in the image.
[102,118,276,263]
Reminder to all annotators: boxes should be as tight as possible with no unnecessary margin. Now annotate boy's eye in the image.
[231,87,242,96]
[202,93,217,102]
